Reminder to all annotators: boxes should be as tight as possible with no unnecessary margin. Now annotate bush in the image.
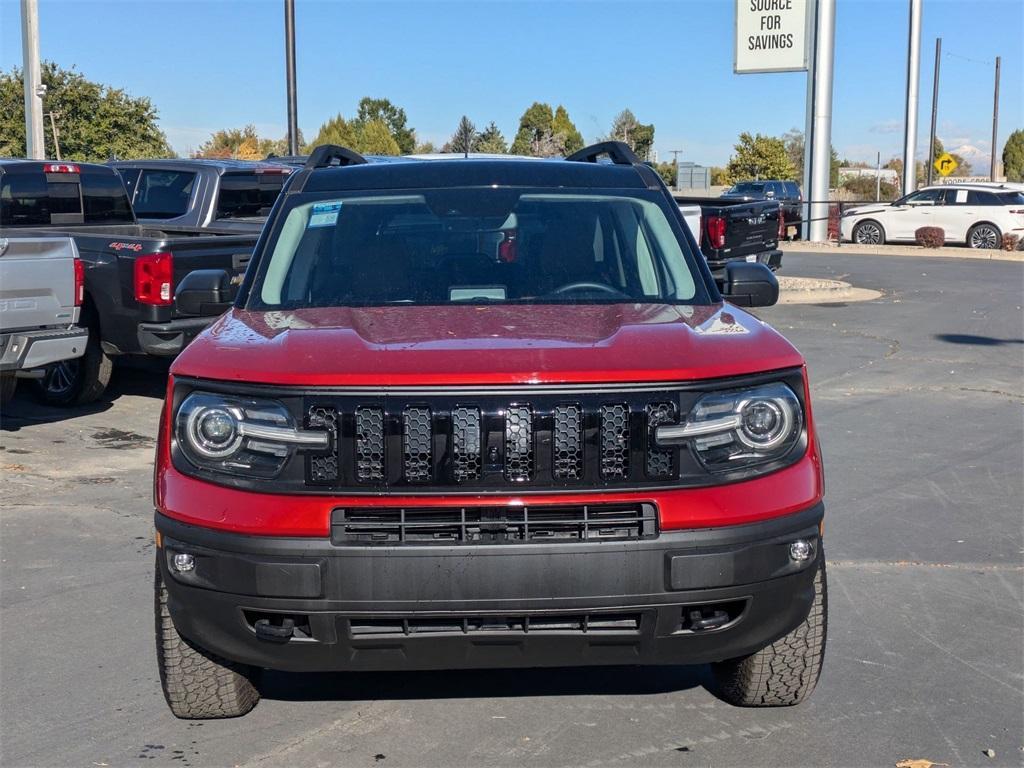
[915,227,945,248]
[1001,233,1021,251]
[839,175,900,201]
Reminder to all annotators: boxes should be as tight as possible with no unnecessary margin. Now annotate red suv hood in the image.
[171,304,804,386]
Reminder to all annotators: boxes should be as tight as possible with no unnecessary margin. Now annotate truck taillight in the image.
[778,209,786,240]
[73,258,85,306]
[498,230,518,263]
[706,215,726,249]
[134,252,174,306]
[43,163,80,174]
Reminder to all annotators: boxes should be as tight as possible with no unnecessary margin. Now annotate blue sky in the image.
[1,0,1021,169]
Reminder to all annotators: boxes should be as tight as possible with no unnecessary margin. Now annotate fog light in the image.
[172,553,195,572]
[789,539,812,562]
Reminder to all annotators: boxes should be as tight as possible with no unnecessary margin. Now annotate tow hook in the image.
[254,618,295,643]
[687,609,730,631]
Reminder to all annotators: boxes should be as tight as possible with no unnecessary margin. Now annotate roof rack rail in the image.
[304,145,368,170]
[565,141,641,166]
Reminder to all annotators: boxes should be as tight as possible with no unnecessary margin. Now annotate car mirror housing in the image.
[175,269,233,317]
[721,262,779,308]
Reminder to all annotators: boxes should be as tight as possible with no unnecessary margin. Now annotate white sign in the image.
[936,176,1003,185]
[735,0,810,74]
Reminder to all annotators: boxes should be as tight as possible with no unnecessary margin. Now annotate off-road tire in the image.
[33,316,112,406]
[155,559,259,719]
[0,372,17,408]
[712,555,827,707]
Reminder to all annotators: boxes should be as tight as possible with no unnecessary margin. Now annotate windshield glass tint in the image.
[216,173,284,219]
[254,188,700,308]
[730,183,765,194]
[132,170,196,218]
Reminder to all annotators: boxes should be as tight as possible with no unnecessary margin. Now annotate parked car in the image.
[674,192,783,273]
[841,184,1024,248]
[0,236,88,405]
[723,180,803,235]
[153,141,826,719]
[110,159,292,233]
[0,160,259,405]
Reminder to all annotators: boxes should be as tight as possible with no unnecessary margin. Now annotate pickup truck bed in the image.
[0,236,88,405]
[674,195,783,274]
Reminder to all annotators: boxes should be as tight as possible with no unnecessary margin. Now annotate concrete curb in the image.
[777,276,882,305]
[782,241,1024,262]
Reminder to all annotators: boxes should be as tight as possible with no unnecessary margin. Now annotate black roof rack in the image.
[565,141,641,166]
[304,145,368,170]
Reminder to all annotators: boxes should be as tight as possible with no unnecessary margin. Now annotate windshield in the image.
[250,188,704,309]
[728,182,766,195]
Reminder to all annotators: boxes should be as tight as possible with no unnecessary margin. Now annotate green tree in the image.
[552,105,584,155]
[510,102,561,157]
[474,122,508,154]
[1003,129,1024,182]
[723,132,795,184]
[0,61,172,160]
[710,166,729,186]
[196,125,294,159]
[444,115,477,154]
[654,161,676,187]
[307,114,359,149]
[606,109,655,161]
[840,174,899,201]
[354,97,415,154]
[307,114,400,155]
[779,128,839,185]
[414,140,437,154]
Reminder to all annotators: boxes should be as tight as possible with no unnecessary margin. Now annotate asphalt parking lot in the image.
[1,251,1021,768]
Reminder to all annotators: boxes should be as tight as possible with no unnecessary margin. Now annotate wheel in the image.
[852,220,885,246]
[712,555,827,707]
[0,372,16,408]
[155,558,259,719]
[33,316,112,406]
[967,222,1001,249]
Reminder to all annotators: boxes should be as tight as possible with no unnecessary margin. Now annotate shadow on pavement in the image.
[259,664,711,703]
[934,333,1024,346]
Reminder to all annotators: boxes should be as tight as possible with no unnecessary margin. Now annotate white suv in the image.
[841,184,1024,248]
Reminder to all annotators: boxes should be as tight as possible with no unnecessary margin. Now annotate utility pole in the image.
[802,0,836,243]
[284,0,299,156]
[20,0,45,159]
[876,151,881,201]
[990,55,1001,181]
[670,149,683,191]
[901,0,921,196]
[927,37,941,186]
[46,111,61,160]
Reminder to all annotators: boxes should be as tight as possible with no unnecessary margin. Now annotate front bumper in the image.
[156,503,823,672]
[138,317,216,357]
[0,327,88,372]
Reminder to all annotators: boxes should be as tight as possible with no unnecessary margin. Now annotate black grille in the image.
[349,613,642,637]
[355,407,385,482]
[553,405,583,480]
[599,404,630,479]
[306,406,338,482]
[402,407,432,482]
[451,407,482,482]
[332,503,658,545]
[504,405,533,482]
[645,402,677,478]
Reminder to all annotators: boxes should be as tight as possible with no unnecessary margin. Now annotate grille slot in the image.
[349,612,642,637]
[402,407,432,482]
[504,405,533,482]
[553,404,583,480]
[600,404,630,479]
[451,407,482,482]
[645,402,677,478]
[332,503,657,545]
[306,406,338,482]
[355,407,384,482]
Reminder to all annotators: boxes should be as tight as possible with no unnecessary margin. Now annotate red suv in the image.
[154,142,826,718]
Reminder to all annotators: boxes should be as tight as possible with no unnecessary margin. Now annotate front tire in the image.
[0,372,16,408]
[155,559,260,719]
[967,222,1001,249]
[852,220,885,246]
[712,555,827,707]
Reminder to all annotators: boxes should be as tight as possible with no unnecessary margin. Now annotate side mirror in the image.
[765,189,775,199]
[175,269,233,317]
[721,262,779,307]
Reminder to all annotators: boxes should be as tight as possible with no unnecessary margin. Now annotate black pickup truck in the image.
[0,160,256,405]
[674,193,783,274]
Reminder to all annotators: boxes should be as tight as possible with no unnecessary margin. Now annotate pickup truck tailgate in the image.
[722,202,780,257]
[0,236,78,332]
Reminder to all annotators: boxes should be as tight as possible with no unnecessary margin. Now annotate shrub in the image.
[915,226,945,248]
[1001,233,1020,251]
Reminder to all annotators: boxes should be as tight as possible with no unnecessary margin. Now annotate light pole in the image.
[20,0,45,159]
[285,0,299,155]
[802,0,836,243]
[990,56,1001,181]
[927,37,941,186]
[901,0,921,195]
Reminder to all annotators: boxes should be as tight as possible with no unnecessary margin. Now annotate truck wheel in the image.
[0,372,16,407]
[967,222,1001,249]
[712,555,827,707]
[852,220,885,245]
[33,320,112,406]
[155,559,259,719]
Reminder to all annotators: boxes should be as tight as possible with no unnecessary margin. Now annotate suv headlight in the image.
[655,382,803,472]
[175,391,328,478]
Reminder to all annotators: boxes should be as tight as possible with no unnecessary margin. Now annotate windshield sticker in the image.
[308,201,342,228]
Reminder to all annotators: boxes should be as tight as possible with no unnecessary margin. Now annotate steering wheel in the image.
[547,281,630,299]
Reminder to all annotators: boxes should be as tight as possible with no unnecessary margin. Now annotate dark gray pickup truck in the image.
[0,160,256,405]
[109,158,292,234]
[673,193,783,275]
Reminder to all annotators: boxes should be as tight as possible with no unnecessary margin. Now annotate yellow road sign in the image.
[934,152,958,177]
